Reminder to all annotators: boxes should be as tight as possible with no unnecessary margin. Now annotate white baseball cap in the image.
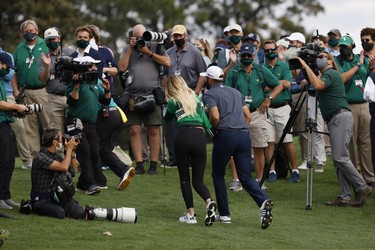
[200,66,224,81]
[44,28,59,40]
[286,32,306,44]
[228,24,243,33]
[73,56,101,64]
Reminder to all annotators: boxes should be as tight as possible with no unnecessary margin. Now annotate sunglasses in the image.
[264,48,276,53]
[241,54,253,59]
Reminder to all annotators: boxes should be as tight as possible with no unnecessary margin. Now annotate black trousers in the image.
[96,109,127,179]
[32,198,84,219]
[174,126,211,209]
[0,123,15,200]
[66,117,106,190]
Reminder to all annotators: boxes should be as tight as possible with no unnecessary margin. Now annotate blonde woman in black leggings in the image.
[164,75,216,226]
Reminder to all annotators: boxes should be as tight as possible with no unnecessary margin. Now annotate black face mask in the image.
[23,32,37,42]
[340,47,352,59]
[362,42,374,52]
[174,38,185,48]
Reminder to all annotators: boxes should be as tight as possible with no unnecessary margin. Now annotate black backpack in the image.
[51,172,75,204]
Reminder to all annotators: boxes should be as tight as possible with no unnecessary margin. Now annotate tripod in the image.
[260,84,328,210]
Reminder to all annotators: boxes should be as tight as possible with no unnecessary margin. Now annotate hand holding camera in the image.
[64,136,79,151]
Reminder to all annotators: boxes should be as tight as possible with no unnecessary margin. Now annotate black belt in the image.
[326,108,350,123]
[270,102,289,109]
[25,86,45,90]
[219,128,248,132]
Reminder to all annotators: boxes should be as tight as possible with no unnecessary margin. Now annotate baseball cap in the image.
[73,56,101,64]
[171,25,187,35]
[44,28,59,40]
[286,32,306,44]
[0,52,16,70]
[328,29,341,37]
[239,43,255,55]
[338,35,353,47]
[200,66,224,81]
[276,38,289,48]
[214,43,227,51]
[244,33,260,43]
[228,24,242,33]
[223,26,230,34]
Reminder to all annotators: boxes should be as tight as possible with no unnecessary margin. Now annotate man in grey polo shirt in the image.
[119,24,170,175]
[164,24,207,166]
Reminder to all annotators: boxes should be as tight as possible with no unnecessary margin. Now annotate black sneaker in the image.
[205,201,217,226]
[260,199,274,229]
[135,166,145,175]
[85,185,101,195]
[148,165,157,175]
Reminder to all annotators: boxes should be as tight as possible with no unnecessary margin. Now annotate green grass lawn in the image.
[2,142,375,249]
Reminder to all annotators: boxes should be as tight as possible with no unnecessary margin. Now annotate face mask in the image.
[56,142,64,154]
[23,32,37,42]
[76,39,90,49]
[316,58,328,70]
[228,35,242,45]
[174,38,185,48]
[240,58,253,66]
[362,42,374,52]
[339,47,352,59]
[46,41,60,51]
[0,68,10,77]
[328,38,339,47]
[265,52,278,60]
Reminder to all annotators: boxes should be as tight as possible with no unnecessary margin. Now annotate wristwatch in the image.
[267,95,273,101]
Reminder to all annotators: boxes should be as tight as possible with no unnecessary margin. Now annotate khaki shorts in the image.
[266,104,293,143]
[126,103,163,126]
[249,111,269,148]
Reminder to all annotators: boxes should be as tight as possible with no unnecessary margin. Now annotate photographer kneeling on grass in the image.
[29,128,137,223]
[296,53,372,207]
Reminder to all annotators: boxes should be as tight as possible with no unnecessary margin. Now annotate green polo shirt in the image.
[225,63,280,111]
[13,37,48,89]
[264,59,293,107]
[0,79,14,123]
[164,95,212,130]
[66,81,106,124]
[334,54,370,104]
[318,68,349,121]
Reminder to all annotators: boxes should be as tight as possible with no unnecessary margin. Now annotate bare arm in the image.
[208,106,220,129]
[49,138,78,172]
[11,74,19,98]
[194,76,206,95]
[0,100,27,112]
[243,105,251,124]
[39,52,51,84]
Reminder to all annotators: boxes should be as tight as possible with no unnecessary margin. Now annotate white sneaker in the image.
[179,213,197,224]
[315,164,325,173]
[228,180,243,191]
[117,167,135,191]
[21,162,32,170]
[298,160,307,170]
[215,215,231,224]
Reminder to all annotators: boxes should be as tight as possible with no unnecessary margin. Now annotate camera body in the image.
[55,56,96,84]
[63,133,83,142]
[287,43,320,71]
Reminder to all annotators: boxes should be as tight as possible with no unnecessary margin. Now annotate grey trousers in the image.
[328,111,367,199]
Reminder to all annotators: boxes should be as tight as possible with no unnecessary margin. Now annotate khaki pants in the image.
[7,95,32,164]
[24,88,52,156]
[348,103,375,183]
[47,93,67,132]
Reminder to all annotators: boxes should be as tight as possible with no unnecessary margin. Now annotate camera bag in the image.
[134,94,155,113]
[51,172,75,204]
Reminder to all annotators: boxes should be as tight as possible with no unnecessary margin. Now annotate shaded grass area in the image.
[2,142,375,249]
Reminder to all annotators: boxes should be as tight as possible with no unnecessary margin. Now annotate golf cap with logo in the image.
[239,43,255,55]
[200,66,224,81]
[44,28,59,40]
[73,56,101,64]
